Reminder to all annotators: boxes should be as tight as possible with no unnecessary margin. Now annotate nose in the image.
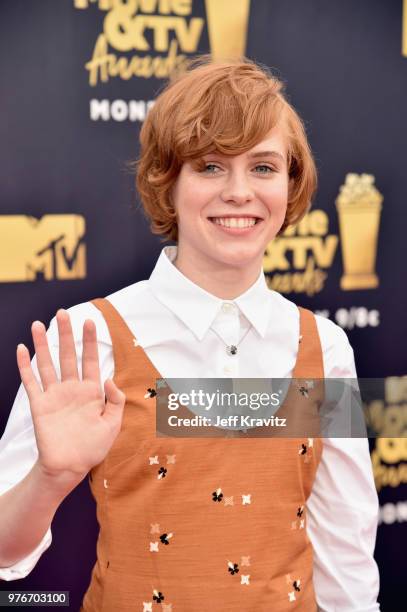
[220,171,255,205]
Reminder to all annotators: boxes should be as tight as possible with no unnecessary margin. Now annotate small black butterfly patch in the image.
[145,387,157,399]
[153,590,164,603]
[158,467,167,478]
[298,386,309,398]
[212,488,223,502]
[228,562,239,575]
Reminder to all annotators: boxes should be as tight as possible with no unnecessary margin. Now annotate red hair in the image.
[135,55,317,241]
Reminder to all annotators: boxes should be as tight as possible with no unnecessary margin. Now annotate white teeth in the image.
[212,217,257,228]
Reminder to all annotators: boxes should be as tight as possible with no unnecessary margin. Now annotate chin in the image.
[213,247,262,268]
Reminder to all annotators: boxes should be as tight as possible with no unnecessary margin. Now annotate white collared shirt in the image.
[0,246,380,611]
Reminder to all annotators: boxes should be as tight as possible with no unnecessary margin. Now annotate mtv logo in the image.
[0,215,86,282]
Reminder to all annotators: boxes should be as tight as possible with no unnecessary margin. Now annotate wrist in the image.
[33,460,86,493]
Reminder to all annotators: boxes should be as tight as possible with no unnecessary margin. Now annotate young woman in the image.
[0,57,379,611]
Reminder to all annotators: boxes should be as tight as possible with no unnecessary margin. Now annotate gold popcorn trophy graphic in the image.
[336,173,382,290]
[205,0,251,60]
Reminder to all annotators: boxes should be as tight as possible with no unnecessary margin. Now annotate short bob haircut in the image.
[135,55,317,241]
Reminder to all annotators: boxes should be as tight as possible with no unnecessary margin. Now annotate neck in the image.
[173,246,263,299]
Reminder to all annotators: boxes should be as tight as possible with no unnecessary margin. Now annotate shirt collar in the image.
[148,246,271,340]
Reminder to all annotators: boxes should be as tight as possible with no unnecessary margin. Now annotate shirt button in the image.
[223,365,233,374]
[221,302,235,314]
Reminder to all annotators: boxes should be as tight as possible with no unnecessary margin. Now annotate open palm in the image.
[16,309,125,480]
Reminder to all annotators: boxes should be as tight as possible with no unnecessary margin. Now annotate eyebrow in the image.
[201,149,286,164]
[247,150,285,162]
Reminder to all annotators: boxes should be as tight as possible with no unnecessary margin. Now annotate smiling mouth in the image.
[208,216,262,229]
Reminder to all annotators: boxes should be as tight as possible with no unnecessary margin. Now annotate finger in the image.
[57,309,80,381]
[81,319,101,389]
[31,321,58,390]
[16,344,42,403]
[102,379,125,424]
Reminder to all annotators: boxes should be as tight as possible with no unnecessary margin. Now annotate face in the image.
[171,125,291,275]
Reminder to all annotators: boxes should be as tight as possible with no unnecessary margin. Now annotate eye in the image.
[254,164,275,174]
[201,163,221,174]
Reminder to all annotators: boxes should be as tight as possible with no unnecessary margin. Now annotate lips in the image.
[208,216,263,234]
[209,216,262,227]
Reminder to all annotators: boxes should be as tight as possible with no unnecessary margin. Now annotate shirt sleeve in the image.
[306,316,380,611]
[0,410,52,581]
[0,302,113,580]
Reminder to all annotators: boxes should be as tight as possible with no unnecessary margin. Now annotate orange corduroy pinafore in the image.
[80,298,324,612]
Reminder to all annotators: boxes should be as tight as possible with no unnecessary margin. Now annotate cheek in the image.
[264,182,289,214]
[177,181,214,220]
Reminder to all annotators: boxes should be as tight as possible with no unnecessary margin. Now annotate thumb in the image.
[102,378,125,423]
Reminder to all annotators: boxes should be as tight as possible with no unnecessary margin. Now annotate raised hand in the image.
[16,309,125,483]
